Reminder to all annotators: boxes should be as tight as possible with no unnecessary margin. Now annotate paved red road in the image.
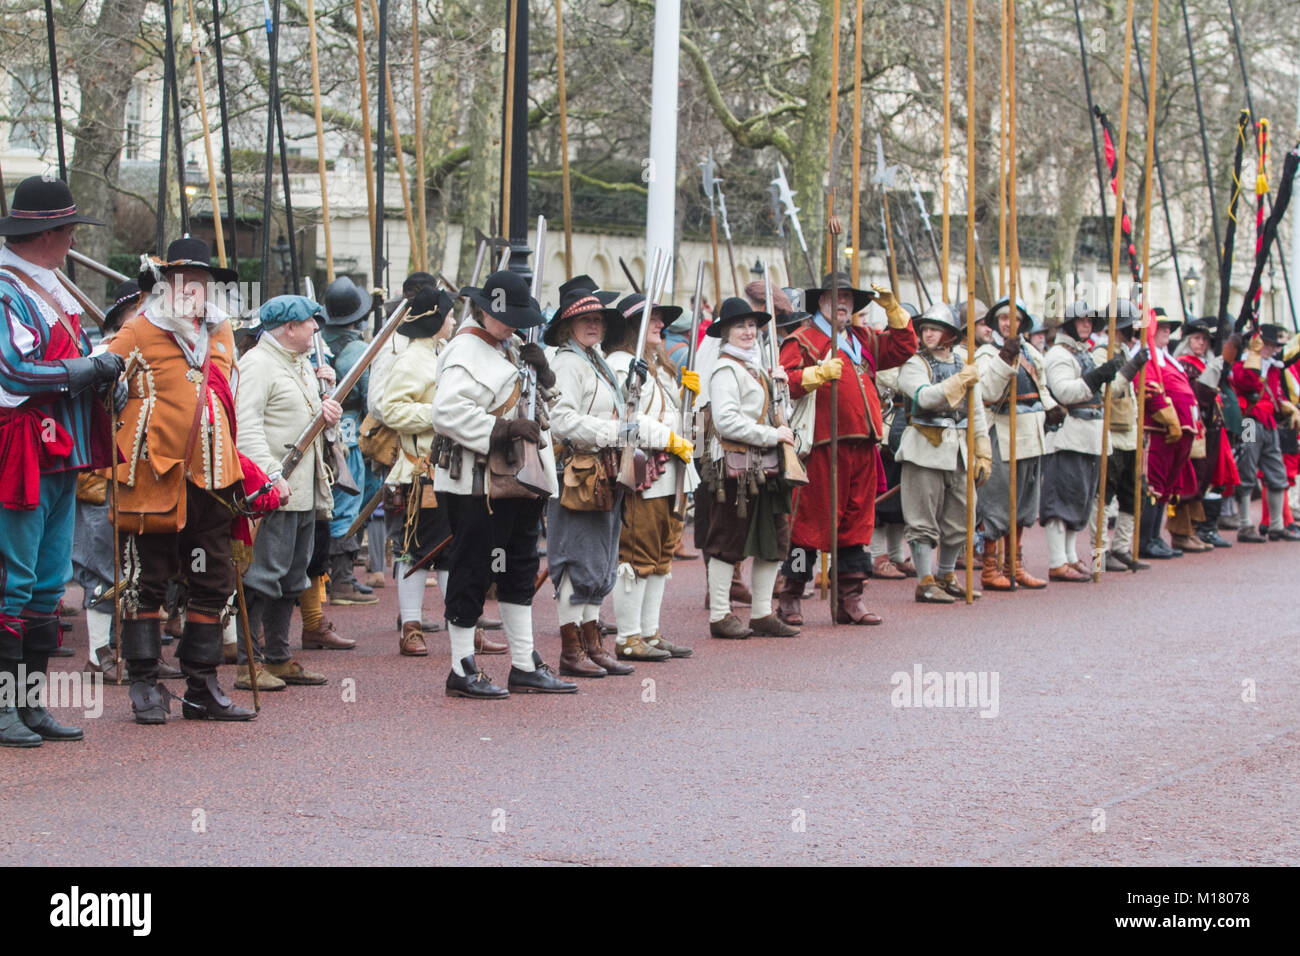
[3,521,1297,866]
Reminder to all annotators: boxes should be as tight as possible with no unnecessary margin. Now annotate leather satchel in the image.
[358,412,400,468]
[560,451,615,512]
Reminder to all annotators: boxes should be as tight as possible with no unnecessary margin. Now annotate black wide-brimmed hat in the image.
[1182,316,1216,338]
[323,276,372,326]
[706,297,771,338]
[1258,323,1287,345]
[399,285,454,339]
[0,176,104,236]
[1152,306,1181,328]
[138,236,238,289]
[460,269,545,331]
[804,271,875,316]
[981,296,1034,336]
[605,293,683,349]
[776,309,811,329]
[543,274,622,346]
[102,279,142,333]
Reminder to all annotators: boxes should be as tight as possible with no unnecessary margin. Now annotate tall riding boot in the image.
[836,572,882,625]
[558,622,606,678]
[121,616,171,725]
[0,621,41,747]
[777,574,806,626]
[17,617,82,740]
[179,619,256,721]
[982,538,1012,591]
[1011,529,1047,588]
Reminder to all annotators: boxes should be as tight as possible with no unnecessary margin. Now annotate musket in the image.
[54,271,105,327]
[401,533,453,578]
[343,484,385,541]
[67,250,129,284]
[619,257,642,294]
[702,152,723,306]
[280,296,410,480]
[773,161,817,286]
[671,260,706,519]
[764,261,808,486]
[617,249,667,490]
[311,318,360,495]
[713,166,741,297]
[458,238,489,326]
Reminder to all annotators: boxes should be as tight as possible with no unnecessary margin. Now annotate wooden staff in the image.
[941,0,951,303]
[1133,0,1161,564]
[367,0,417,264]
[307,0,334,281]
[353,0,378,274]
[825,0,842,272]
[997,0,1008,297]
[555,0,574,279]
[500,0,521,234]
[850,0,864,285]
[881,183,901,293]
[184,0,226,268]
[1093,0,1138,581]
[412,0,427,271]
[1006,0,1020,587]
[963,0,976,603]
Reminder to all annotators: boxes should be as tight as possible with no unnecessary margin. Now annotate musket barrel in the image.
[67,250,129,284]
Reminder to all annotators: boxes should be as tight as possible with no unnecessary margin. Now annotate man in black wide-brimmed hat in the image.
[431,270,575,698]
[0,175,121,747]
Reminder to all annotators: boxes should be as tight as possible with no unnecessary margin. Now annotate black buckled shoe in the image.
[1197,528,1233,548]
[508,651,578,694]
[18,705,83,741]
[181,671,256,721]
[1139,537,1181,559]
[128,672,173,725]
[445,656,510,700]
[1268,526,1300,541]
[0,706,42,747]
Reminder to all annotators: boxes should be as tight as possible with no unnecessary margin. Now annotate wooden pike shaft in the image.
[1133,0,1161,564]
[308,0,334,281]
[556,0,573,279]
[354,0,378,275]
[710,215,722,307]
[850,0,864,286]
[882,191,900,292]
[825,0,842,273]
[998,0,1008,297]
[185,0,226,268]
[1007,0,1019,588]
[412,0,428,271]
[500,0,520,234]
[1094,0,1138,581]
[941,0,951,303]
[368,0,417,265]
[964,0,977,604]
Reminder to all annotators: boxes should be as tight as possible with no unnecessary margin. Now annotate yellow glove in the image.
[973,435,993,485]
[801,357,844,390]
[1152,404,1182,444]
[680,369,700,396]
[871,283,910,329]
[939,363,980,406]
[1244,334,1263,371]
[666,432,694,463]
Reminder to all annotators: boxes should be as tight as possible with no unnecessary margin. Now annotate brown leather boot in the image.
[399,620,429,656]
[302,619,357,650]
[1010,529,1047,588]
[981,539,1013,591]
[582,620,637,672]
[777,575,805,626]
[835,573,883,625]
[559,622,606,677]
[474,628,508,655]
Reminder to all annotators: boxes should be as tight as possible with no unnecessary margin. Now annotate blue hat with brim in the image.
[259,294,325,330]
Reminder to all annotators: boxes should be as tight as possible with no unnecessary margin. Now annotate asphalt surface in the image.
[2,515,1297,867]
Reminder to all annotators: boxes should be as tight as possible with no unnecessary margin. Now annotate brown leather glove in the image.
[490,417,541,450]
[998,336,1020,366]
[1045,405,1066,427]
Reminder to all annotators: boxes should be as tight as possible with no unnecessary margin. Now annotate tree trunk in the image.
[66,0,152,291]
[792,0,835,278]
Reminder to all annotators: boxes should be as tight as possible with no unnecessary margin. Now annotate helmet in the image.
[916,302,964,338]
[981,296,1034,336]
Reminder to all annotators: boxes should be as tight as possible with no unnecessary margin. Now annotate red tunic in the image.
[1178,353,1240,491]
[780,320,916,550]
[1229,360,1278,427]
[1143,352,1198,501]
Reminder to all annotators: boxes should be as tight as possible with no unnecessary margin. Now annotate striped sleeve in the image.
[0,277,72,396]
